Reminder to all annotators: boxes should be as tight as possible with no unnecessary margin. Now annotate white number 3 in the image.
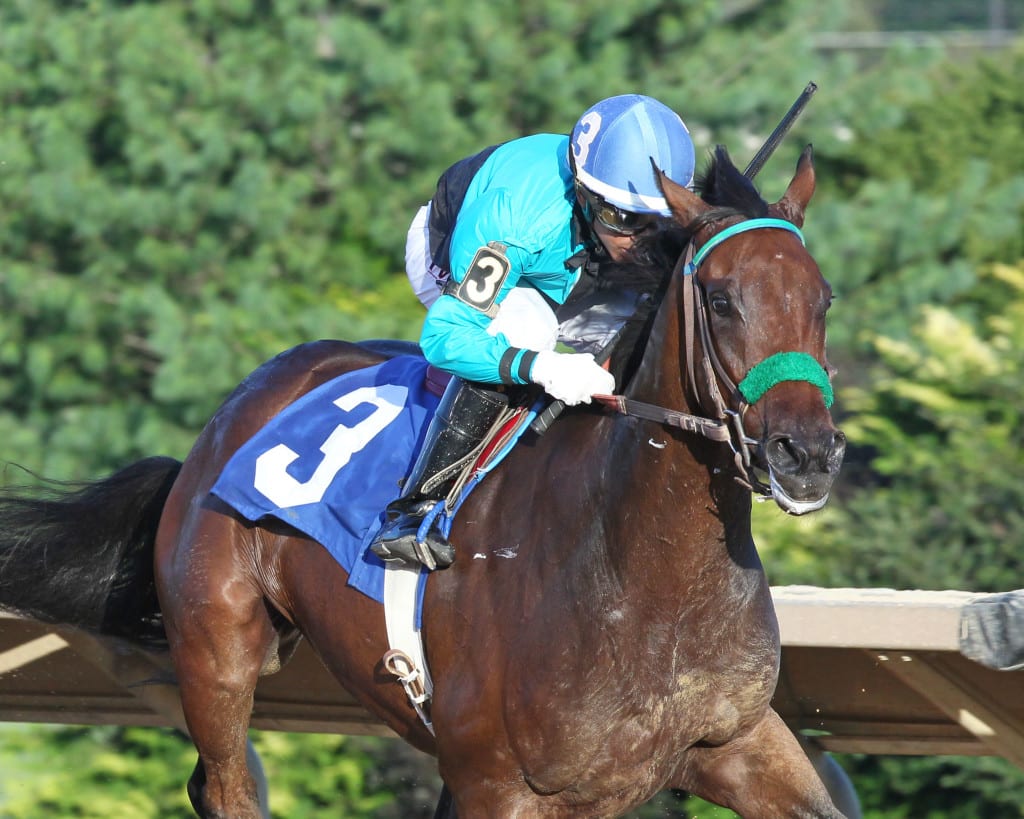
[253,384,407,508]
[572,111,602,166]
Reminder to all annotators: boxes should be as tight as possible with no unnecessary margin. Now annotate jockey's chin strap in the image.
[596,217,833,496]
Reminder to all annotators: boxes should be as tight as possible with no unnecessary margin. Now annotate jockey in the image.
[371,94,695,570]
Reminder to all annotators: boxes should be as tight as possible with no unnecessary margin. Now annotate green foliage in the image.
[757,260,1024,812]
[0,725,196,817]
[0,0,876,480]
[766,261,1024,592]
[735,26,1024,819]
[625,790,738,818]
[808,41,1024,352]
[250,732,396,817]
[0,726,432,818]
[0,0,428,479]
[856,43,1024,196]
[849,754,1024,819]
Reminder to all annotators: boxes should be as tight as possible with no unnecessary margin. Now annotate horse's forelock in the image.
[694,145,769,219]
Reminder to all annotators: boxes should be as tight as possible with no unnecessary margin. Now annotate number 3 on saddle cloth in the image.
[211,355,537,625]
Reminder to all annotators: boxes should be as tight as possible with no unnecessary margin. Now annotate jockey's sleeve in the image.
[420,288,536,386]
[419,162,581,385]
[418,187,541,384]
[446,189,530,284]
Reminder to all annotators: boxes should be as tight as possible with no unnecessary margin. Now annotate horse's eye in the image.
[709,293,731,317]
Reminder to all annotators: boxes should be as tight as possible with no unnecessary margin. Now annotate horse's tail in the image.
[0,456,182,647]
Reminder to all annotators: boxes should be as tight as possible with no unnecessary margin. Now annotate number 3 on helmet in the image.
[570,95,695,220]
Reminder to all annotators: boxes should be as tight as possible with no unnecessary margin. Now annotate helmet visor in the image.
[578,184,657,237]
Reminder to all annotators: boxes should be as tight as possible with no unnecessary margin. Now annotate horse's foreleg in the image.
[796,733,862,819]
[677,708,847,819]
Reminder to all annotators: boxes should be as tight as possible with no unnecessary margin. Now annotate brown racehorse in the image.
[0,145,847,817]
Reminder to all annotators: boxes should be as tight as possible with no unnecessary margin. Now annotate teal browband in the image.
[685,218,832,408]
[685,218,805,276]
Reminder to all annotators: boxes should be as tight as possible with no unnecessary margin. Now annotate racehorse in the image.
[0,144,847,817]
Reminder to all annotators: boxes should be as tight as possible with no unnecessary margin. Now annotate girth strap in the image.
[382,563,435,734]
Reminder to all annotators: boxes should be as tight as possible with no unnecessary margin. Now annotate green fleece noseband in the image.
[738,351,833,408]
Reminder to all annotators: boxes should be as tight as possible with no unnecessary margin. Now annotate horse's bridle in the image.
[597,217,833,495]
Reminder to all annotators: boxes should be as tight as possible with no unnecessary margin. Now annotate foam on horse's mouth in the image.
[769,471,829,516]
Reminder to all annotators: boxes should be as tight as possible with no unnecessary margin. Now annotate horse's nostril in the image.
[767,436,805,474]
[829,430,848,471]
[768,429,846,475]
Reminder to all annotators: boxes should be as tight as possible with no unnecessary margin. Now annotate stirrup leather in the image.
[369,377,512,571]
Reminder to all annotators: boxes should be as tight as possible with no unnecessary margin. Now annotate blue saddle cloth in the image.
[210,355,440,604]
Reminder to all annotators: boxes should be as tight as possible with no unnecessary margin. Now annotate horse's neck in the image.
[627,271,689,411]
[598,272,758,601]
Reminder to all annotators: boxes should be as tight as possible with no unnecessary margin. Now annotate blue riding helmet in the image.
[570,94,695,223]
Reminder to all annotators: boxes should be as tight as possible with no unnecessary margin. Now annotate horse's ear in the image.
[771,144,815,228]
[652,158,711,226]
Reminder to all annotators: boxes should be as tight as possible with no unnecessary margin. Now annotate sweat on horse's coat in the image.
[0,145,848,818]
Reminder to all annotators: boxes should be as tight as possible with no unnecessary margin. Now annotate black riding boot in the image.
[370,378,509,570]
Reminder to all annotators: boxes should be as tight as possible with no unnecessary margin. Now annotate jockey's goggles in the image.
[576,183,657,237]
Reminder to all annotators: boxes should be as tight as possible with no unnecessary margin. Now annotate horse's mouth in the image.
[767,470,830,515]
[756,428,845,515]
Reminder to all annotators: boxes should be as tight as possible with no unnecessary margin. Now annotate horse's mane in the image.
[600,145,769,386]
[599,224,686,382]
[691,144,769,226]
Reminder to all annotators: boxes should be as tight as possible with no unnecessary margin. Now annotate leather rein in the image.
[595,217,827,496]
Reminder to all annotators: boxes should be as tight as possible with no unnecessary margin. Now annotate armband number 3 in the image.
[449,242,510,318]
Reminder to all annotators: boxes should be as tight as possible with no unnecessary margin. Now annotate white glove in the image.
[530,350,615,406]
